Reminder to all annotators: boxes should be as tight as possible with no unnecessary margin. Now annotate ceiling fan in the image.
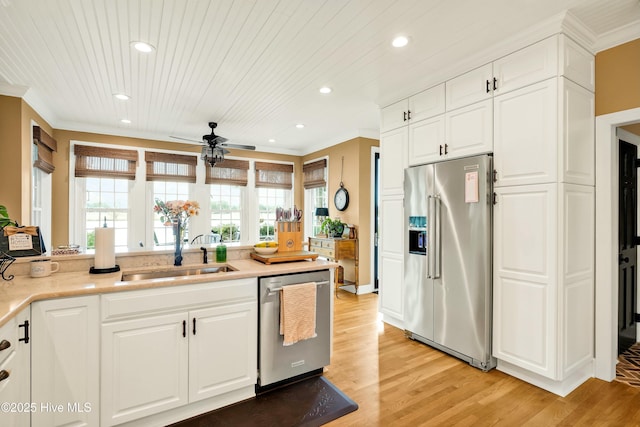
[170,122,256,167]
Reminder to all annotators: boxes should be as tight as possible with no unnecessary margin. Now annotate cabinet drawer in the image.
[314,248,335,259]
[322,240,335,249]
[101,278,256,322]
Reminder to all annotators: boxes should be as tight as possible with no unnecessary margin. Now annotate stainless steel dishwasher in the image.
[258,270,331,390]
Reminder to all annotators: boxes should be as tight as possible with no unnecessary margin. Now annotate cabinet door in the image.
[380,99,408,133]
[408,114,445,166]
[446,63,493,111]
[101,313,188,426]
[409,84,445,122]
[493,184,558,379]
[188,302,257,402]
[0,309,30,427]
[380,127,408,195]
[445,99,493,159]
[493,36,558,95]
[494,79,557,187]
[379,195,404,324]
[32,296,99,427]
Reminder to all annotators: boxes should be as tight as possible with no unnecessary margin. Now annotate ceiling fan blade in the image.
[220,143,256,151]
[170,135,203,144]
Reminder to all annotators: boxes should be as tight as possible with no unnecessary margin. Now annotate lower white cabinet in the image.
[100,278,257,426]
[493,183,594,394]
[0,308,30,427]
[31,296,100,427]
[378,195,405,326]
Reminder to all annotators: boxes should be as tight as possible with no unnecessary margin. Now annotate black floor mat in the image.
[168,375,358,427]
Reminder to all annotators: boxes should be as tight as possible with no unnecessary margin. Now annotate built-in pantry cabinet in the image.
[0,307,30,427]
[101,278,257,426]
[379,32,595,395]
[31,296,100,427]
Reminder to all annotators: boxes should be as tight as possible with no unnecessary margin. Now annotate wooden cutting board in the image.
[250,250,319,264]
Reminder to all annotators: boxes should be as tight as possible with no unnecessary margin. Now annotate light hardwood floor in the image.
[323,291,640,426]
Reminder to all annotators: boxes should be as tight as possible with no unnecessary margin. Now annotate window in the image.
[152,181,190,246]
[73,144,138,249]
[32,125,56,250]
[207,159,249,243]
[303,159,328,238]
[255,162,294,241]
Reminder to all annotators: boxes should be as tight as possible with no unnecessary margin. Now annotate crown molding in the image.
[0,82,28,97]
[594,20,640,53]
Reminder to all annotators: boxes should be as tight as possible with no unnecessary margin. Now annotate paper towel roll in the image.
[94,227,116,269]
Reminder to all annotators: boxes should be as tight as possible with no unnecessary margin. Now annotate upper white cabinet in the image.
[408,114,445,165]
[444,99,493,160]
[494,77,594,187]
[101,278,257,426]
[380,126,408,195]
[446,63,493,111]
[380,84,445,133]
[0,308,30,427]
[32,296,100,427]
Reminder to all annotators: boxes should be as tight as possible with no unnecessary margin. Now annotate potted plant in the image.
[320,217,345,238]
[0,205,17,228]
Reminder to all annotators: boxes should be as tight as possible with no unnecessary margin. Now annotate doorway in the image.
[618,140,637,355]
[595,107,640,381]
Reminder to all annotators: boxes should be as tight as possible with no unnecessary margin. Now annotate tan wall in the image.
[0,96,54,224]
[303,137,379,286]
[595,38,640,117]
[51,130,302,246]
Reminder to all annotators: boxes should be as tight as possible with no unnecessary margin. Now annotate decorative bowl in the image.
[254,247,278,255]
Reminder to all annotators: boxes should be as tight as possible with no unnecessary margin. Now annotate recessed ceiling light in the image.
[131,41,155,53]
[296,124,305,129]
[120,119,131,124]
[319,86,332,94]
[392,36,409,48]
[114,93,130,100]
[268,138,276,143]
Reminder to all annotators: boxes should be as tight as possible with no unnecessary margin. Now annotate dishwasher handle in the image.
[267,280,330,294]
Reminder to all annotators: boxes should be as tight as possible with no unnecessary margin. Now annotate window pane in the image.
[257,187,291,241]
[80,177,129,249]
[153,181,190,246]
[210,184,242,243]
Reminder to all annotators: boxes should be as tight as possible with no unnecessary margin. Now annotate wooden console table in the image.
[308,237,359,294]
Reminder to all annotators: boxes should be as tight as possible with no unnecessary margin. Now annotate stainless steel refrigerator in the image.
[404,154,496,371]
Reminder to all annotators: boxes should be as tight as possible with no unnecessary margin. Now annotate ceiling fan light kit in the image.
[171,121,256,167]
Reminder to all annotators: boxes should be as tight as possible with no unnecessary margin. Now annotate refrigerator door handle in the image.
[427,195,435,278]
[432,195,441,279]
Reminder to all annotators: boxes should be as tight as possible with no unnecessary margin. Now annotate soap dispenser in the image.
[216,242,227,263]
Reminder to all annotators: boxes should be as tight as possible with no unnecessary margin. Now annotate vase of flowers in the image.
[153,199,200,266]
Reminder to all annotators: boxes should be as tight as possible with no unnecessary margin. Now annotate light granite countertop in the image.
[0,258,337,327]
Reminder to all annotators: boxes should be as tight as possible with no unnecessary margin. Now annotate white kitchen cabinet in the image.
[101,278,257,426]
[493,183,594,392]
[32,296,100,427]
[408,114,445,166]
[380,126,408,195]
[188,302,256,402]
[494,77,594,187]
[445,63,493,111]
[380,84,445,133]
[0,308,30,427]
[378,195,405,326]
[444,99,493,159]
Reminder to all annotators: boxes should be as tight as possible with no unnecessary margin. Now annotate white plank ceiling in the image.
[0,0,638,154]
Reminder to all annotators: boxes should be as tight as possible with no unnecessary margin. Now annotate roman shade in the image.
[255,162,293,189]
[205,159,250,186]
[303,159,327,189]
[145,151,197,183]
[74,145,138,180]
[33,126,57,174]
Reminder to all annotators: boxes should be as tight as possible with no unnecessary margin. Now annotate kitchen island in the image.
[0,251,336,427]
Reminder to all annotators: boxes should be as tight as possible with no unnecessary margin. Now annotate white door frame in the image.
[595,107,640,380]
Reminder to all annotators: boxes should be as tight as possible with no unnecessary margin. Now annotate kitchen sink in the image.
[121,265,235,281]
